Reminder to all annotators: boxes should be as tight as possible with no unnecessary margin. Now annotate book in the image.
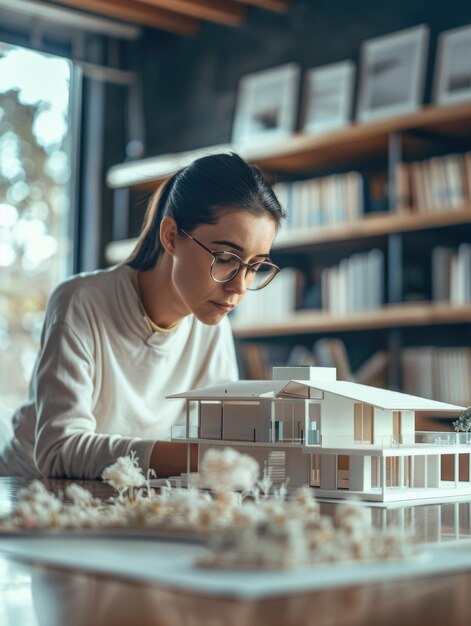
[431,246,455,302]
[402,346,471,405]
[394,162,412,213]
[241,343,271,380]
[355,351,388,387]
[444,154,467,209]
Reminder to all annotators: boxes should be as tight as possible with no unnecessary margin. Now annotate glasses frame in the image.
[180,228,280,291]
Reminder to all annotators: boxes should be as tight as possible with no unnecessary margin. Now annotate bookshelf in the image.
[104,102,471,397]
[231,303,471,338]
[106,206,471,262]
[274,208,471,250]
[106,102,471,189]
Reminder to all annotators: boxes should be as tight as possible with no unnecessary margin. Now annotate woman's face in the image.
[169,211,277,325]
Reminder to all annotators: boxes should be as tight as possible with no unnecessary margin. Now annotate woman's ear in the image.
[160,216,179,257]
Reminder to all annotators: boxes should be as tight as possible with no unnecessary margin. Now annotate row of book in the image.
[321,249,384,314]
[233,242,469,323]
[240,338,389,388]
[395,152,471,214]
[232,249,384,323]
[240,341,471,407]
[432,244,471,305]
[271,152,471,231]
[273,171,364,231]
[231,268,303,324]
[402,347,471,407]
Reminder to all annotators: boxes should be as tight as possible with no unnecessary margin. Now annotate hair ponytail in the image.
[126,170,180,270]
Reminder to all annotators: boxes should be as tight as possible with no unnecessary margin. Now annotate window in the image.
[386,456,399,487]
[459,454,470,483]
[310,454,320,487]
[353,403,374,443]
[371,456,379,487]
[392,411,402,442]
[337,455,349,489]
[0,44,74,409]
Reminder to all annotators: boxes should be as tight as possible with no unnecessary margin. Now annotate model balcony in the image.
[415,432,471,447]
[170,423,321,446]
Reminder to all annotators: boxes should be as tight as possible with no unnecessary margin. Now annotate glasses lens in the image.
[247,263,278,291]
[211,253,240,282]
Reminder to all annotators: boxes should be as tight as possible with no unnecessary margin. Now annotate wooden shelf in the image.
[105,208,471,263]
[274,208,471,250]
[106,103,471,190]
[231,303,471,338]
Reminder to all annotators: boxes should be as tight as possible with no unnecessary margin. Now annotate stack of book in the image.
[395,152,471,213]
[273,171,364,231]
[432,243,471,305]
[402,346,471,406]
[320,249,384,314]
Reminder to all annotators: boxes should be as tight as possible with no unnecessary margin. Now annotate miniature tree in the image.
[453,407,471,434]
[101,451,146,499]
[199,448,259,501]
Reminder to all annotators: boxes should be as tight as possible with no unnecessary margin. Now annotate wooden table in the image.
[1,478,471,626]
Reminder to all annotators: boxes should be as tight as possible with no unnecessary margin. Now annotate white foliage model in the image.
[199,447,259,493]
[101,450,146,497]
[0,448,420,569]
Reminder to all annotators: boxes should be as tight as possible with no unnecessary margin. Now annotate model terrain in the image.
[0,448,420,569]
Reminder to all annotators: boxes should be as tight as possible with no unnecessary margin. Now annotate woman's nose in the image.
[225,267,248,295]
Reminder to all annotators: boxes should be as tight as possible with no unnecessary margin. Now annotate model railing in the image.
[415,431,471,446]
[170,428,471,447]
[171,424,321,445]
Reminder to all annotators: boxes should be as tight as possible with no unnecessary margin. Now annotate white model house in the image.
[168,367,469,502]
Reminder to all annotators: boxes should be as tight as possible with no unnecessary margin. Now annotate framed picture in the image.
[434,24,471,106]
[356,25,429,123]
[301,61,355,135]
[231,63,300,147]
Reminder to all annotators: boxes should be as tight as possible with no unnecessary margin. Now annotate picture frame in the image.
[301,61,355,135]
[356,25,429,123]
[231,63,300,147]
[433,24,471,106]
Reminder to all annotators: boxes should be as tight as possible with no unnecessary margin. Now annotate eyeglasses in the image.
[180,229,280,291]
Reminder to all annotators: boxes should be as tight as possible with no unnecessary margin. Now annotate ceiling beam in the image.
[234,0,289,11]
[137,0,246,26]
[53,0,200,35]
[0,0,141,39]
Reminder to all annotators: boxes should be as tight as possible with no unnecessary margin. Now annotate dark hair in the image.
[126,152,285,270]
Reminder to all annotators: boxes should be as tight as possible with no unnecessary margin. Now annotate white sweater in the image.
[0,265,238,478]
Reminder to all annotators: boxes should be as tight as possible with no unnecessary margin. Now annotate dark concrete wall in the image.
[135,0,471,156]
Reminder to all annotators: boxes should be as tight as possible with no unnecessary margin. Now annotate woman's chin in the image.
[194,305,228,325]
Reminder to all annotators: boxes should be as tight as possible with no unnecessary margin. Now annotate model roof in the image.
[167,378,465,411]
[168,380,288,401]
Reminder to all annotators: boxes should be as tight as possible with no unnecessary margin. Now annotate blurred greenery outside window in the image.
[0,43,74,409]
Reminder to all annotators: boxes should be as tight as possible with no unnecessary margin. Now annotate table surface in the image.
[1,477,471,626]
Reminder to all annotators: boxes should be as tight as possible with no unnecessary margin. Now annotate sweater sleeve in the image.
[34,322,155,479]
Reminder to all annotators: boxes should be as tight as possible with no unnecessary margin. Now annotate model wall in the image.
[320,392,354,447]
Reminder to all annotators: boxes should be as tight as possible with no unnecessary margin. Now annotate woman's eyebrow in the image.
[211,239,244,251]
[211,239,269,257]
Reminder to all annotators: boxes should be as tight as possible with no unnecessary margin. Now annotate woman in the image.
[0,153,285,478]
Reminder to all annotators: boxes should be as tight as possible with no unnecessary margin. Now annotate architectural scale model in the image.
[168,366,469,503]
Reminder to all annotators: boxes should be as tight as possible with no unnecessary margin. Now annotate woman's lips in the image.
[210,301,235,312]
